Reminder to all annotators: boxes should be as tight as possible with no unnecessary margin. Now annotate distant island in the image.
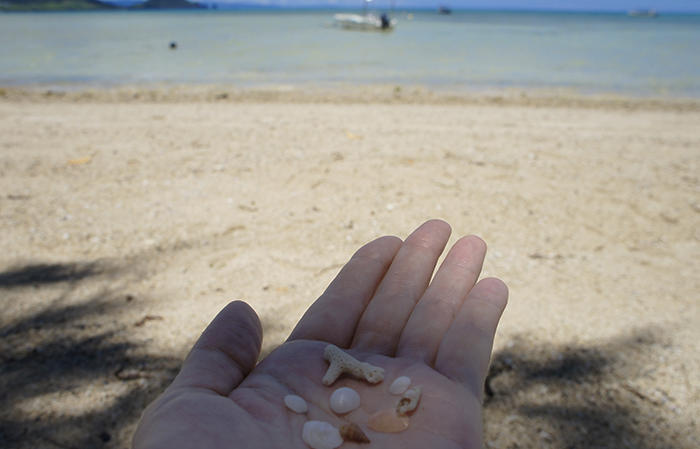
[0,0,115,10]
[0,0,203,11]
[132,0,203,9]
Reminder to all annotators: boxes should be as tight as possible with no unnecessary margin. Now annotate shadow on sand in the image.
[0,262,109,289]
[484,329,686,449]
[0,261,180,449]
[0,260,688,448]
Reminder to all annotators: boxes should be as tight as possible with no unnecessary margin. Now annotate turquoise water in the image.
[1,10,699,96]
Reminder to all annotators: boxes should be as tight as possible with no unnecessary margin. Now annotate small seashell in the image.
[339,422,370,443]
[329,387,361,414]
[367,409,410,433]
[302,421,343,449]
[389,376,411,395]
[284,394,308,414]
[396,386,422,416]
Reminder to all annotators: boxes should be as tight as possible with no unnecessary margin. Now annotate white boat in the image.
[333,0,396,31]
[333,13,396,30]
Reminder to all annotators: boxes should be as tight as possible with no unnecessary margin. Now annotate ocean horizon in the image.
[2,9,699,97]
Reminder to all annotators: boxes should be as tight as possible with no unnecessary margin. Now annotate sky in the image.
[207,1,700,12]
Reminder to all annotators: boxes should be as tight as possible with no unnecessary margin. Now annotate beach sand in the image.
[1,85,698,448]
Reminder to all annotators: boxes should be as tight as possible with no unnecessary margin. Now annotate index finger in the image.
[287,235,402,347]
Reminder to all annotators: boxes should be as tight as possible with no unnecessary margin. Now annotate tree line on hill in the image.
[0,0,204,11]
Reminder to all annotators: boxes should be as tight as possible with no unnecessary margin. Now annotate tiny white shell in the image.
[329,387,361,414]
[389,376,411,395]
[302,420,343,449]
[397,386,422,415]
[284,394,308,414]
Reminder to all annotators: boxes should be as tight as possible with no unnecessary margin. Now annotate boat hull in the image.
[333,13,396,31]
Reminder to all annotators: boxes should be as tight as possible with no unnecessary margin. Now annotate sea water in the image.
[1,10,699,96]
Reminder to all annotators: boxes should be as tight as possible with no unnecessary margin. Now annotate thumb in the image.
[170,300,263,395]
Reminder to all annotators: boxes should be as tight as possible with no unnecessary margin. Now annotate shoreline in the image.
[2,83,700,111]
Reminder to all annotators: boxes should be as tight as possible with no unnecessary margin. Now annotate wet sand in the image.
[0,85,698,448]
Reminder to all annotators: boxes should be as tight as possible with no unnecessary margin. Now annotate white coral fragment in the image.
[284,394,308,414]
[322,344,384,386]
[396,386,422,416]
[329,387,361,414]
[302,420,343,449]
[389,376,411,395]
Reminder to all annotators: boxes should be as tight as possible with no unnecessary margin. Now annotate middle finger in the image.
[351,219,451,355]
[396,235,486,364]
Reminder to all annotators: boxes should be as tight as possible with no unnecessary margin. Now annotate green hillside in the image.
[0,0,204,11]
[133,0,203,8]
[0,0,116,11]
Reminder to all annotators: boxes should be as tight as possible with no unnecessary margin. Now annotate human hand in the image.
[133,220,508,449]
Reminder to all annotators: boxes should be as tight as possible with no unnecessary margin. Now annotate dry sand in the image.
[0,85,698,448]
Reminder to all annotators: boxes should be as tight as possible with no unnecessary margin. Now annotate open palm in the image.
[133,220,508,449]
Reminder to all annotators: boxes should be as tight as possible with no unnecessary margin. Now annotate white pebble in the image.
[329,387,361,414]
[284,394,308,414]
[389,376,411,395]
[302,420,343,449]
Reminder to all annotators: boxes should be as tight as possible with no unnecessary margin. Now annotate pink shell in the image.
[367,409,410,433]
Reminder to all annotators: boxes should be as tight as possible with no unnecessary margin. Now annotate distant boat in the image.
[627,9,658,17]
[438,5,452,15]
[334,13,396,31]
[334,0,396,31]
